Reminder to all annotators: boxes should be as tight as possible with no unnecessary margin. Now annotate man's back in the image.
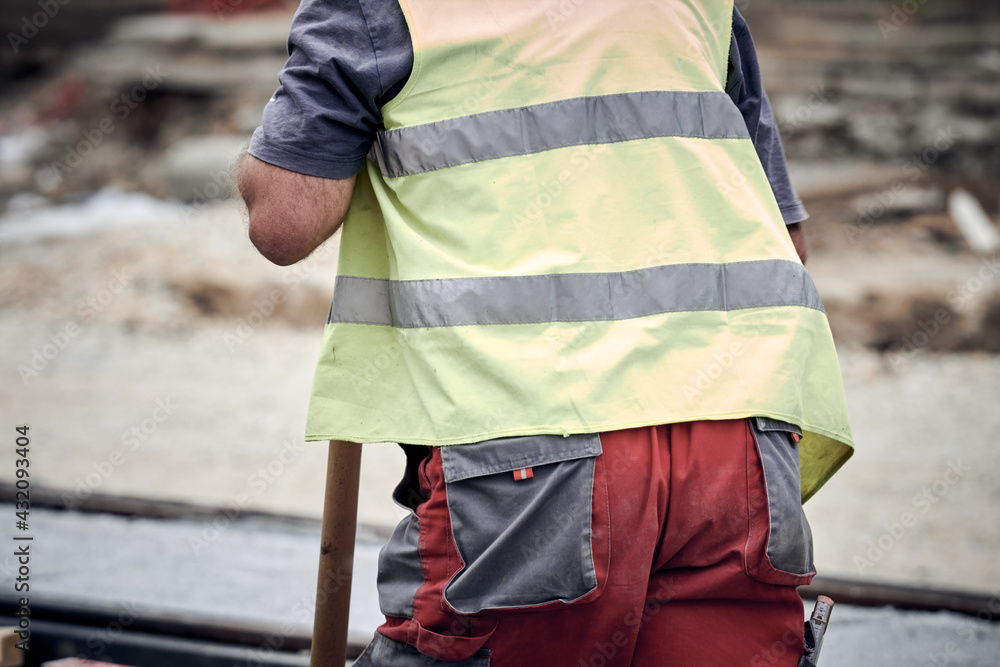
[238,2,852,664]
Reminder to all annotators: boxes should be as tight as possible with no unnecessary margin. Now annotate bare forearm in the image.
[238,153,356,266]
[787,223,807,265]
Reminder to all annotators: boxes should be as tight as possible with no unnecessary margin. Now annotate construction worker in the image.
[238,1,853,664]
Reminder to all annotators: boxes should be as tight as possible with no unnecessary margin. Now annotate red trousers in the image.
[356,418,814,666]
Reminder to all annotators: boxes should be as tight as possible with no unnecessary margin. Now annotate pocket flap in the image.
[440,433,602,483]
[754,417,803,436]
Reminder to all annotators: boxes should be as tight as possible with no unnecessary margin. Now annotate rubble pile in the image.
[746,0,1000,201]
[0,7,293,204]
[1,0,166,78]
[1,0,999,353]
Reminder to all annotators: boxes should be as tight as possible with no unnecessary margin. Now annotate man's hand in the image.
[786,223,807,265]
[237,153,356,266]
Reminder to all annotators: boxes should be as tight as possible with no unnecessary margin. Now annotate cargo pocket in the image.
[439,433,608,614]
[353,632,491,666]
[377,445,431,619]
[746,417,816,586]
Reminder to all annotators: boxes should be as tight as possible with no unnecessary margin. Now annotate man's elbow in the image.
[237,153,355,266]
[248,211,314,266]
[248,224,295,266]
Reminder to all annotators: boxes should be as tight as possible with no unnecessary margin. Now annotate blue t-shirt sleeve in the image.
[248,0,412,179]
[730,8,809,225]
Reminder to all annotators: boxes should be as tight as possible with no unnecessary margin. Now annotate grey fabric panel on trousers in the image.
[376,514,424,618]
[440,433,602,482]
[353,633,491,666]
[750,420,815,576]
[369,90,750,178]
[328,259,825,327]
[439,434,601,613]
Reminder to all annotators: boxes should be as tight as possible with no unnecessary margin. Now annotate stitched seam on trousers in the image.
[410,454,434,645]
[744,419,757,579]
[597,448,612,594]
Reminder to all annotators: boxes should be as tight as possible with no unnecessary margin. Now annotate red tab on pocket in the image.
[513,467,533,480]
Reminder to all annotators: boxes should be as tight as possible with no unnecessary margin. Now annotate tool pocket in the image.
[746,417,816,586]
[439,433,609,614]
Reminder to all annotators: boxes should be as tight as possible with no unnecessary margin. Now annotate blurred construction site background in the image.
[1,0,999,664]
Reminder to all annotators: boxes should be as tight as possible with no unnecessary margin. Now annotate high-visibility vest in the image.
[306,0,853,500]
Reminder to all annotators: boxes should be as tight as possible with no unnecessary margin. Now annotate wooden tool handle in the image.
[310,440,363,667]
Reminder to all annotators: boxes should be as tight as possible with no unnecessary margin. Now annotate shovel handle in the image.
[310,440,363,667]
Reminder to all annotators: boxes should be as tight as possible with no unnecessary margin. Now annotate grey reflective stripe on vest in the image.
[327,259,824,327]
[369,90,750,178]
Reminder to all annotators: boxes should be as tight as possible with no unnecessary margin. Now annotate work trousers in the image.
[355,418,815,666]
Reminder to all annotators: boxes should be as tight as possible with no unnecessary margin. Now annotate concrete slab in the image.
[15,507,383,642]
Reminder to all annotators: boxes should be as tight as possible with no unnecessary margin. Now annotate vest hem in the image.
[304,410,852,450]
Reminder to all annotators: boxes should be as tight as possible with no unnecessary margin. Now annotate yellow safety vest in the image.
[306,0,853,500]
